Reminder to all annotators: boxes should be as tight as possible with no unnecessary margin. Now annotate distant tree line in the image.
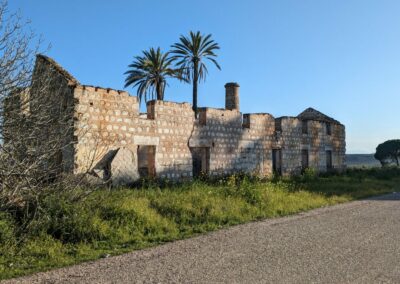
[374,139,400,167]
[124,31,221,118]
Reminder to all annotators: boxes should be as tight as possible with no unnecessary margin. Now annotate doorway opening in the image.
[301,149,309,172]
[191,147,210,177]
[272,149,282,175]
[326,150,333,171]
[137,145,156,178]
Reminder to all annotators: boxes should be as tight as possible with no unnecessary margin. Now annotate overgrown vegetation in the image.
[1,167,399,280]
[0,0,97,240]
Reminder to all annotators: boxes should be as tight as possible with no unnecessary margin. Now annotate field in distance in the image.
[346,154,380,168]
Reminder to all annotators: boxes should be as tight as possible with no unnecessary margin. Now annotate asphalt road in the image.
[5,192,400,284]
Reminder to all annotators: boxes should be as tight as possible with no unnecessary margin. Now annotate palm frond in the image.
[170,31,221,84]
[124,47,181,104]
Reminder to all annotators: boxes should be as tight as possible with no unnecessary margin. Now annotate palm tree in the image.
[171,31,221,117]
[124,47,180,104]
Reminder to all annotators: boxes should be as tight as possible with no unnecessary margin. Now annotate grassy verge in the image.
[1,168,399,280]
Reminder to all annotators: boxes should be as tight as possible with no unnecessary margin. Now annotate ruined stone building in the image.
[14,55,346,184]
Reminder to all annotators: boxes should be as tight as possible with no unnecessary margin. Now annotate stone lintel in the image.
[134,136,159,146]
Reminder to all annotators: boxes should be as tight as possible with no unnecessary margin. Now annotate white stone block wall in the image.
[24,55,346,183]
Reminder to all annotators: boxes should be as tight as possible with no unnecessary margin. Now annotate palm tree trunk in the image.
[156,79,163,100]
[193,60,199,118]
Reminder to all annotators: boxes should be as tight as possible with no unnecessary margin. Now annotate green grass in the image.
[1,168,399,280]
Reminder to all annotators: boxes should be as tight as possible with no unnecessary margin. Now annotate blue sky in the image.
[9,0,400,153]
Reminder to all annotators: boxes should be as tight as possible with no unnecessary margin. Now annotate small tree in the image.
[374,140,400,167]
[0,1,95,232]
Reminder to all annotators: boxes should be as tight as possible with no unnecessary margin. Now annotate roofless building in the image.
[9,55,346,185]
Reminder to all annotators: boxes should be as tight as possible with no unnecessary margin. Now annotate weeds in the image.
[0,167,399,280]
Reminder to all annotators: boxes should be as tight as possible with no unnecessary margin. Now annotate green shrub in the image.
[21,235,66,259]
[32,194,111,243]
[219,176,263,205]
[0,212,15,248]
[149,188,259,234]
[97,192,179,244]
[345,167,400,180]
[302,167,317,181]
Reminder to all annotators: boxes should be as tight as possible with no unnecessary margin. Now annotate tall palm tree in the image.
[171,31,221,117]
[124,47,180,104]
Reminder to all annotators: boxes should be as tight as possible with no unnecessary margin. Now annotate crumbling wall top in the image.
[146,99,192,109]
[36,54,79,86]
[76,85,133,99]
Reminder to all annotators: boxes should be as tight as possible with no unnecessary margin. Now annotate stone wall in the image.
[73,85,194,180]
[146,100,194,179]
[29,55,76,173]
[271,117,346,176]
[21,55,346,184]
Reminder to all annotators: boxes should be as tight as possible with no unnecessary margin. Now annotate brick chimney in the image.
[225,82,240,111]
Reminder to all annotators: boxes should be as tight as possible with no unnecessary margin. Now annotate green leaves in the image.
[124,31,221,116]
[171,31,221,83]
[124,47,181,105]
[170,31,221,117]
[374,139,400,166]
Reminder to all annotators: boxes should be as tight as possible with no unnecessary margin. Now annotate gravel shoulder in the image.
[4,192,400,284]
